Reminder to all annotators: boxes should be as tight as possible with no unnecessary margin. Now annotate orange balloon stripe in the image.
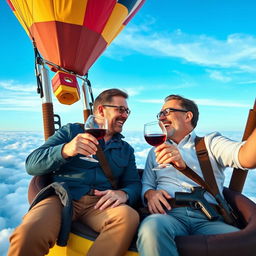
[83,0,116,34]
[29,21,107,75]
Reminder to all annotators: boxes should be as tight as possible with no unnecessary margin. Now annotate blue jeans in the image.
[136,207,240,256]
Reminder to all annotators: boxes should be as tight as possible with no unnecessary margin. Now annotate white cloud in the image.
[194,98,250,108]
[238,80,256,85]
[0,228,13,256]
[110,27,256,72]
[137,99,163,104]
[206,70,232,83]
[0,80,35,92]
[0,80,41,112]
[136,97,250,108]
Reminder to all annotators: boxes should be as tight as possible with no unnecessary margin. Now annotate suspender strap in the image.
[96,144,118,189]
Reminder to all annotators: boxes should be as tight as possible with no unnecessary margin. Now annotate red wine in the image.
[144,134,166,146]
[85,128,106,140]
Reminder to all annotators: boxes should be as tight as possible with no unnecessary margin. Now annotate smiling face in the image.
[158,99,194,143]
[96,96,129,139]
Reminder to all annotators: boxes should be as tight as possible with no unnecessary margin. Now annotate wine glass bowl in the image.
[80,115,108,162]
[144,121,169,170]
[144,121,167,146]
[144,134,167,147]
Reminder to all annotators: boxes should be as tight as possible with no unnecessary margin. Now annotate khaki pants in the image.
[8,195,139,256]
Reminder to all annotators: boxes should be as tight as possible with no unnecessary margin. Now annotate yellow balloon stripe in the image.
[9,0,88,26]
[10,0,34,28]
[101,3,128,44]
[108,24,125,45]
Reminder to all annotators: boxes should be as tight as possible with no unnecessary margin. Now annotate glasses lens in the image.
[119,107,130,115]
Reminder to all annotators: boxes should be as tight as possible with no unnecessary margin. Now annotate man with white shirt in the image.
[136,94,256,256]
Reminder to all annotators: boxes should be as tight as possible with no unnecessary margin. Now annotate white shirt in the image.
[142,131,246,204]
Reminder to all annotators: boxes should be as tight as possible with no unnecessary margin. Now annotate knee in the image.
[114,205,140,228]
[10,221,41,246]
[138,214,170,239]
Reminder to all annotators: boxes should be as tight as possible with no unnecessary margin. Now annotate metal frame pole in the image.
[40,64,55,140]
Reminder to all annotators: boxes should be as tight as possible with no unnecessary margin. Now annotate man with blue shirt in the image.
[137,94,256,256]
[9,89,141,256]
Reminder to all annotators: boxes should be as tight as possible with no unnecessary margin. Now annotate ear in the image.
[185,111,193,123]
[97,105,105,117]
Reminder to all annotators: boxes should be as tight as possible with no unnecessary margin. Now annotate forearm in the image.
[238,128,256,169]
[26,144,67,175]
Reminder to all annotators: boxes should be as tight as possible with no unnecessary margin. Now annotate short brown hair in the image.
[164,94,199,128]
[93,88,128,112]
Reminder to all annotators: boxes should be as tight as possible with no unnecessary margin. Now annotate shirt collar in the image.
[100,133,124,149]
[168,130,196,146]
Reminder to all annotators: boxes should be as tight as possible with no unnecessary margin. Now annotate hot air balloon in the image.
[7,0,146,138]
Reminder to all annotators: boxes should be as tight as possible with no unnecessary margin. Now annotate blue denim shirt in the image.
[26,123,141,206]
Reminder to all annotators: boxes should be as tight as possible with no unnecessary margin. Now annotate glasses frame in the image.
[157,107,188,119]
[103,104,131,115]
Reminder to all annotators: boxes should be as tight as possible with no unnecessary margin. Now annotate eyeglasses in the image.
[157,107,188,119]
[103,104,131,115]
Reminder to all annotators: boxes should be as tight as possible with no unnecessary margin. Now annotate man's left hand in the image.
[94,189,128,210]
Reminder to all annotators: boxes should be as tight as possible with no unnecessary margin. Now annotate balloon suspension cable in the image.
[85,73,94,113]
[33,41,44,98]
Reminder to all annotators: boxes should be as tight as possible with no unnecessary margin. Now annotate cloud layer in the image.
[1,130,255,255]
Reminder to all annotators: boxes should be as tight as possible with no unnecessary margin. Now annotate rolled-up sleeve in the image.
[206,132,246,170]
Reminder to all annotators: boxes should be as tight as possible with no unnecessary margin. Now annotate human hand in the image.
[62,133,99,158]
[94,189,128,210]
[145,189,172,214]
[155,143,186,170]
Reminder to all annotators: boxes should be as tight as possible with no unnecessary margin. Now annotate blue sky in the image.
[0,0,256,133]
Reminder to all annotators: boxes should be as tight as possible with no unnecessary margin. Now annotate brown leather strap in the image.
[78,123,118,189]
[177,136,237,225]
[173,162,215,197]
[96,145,118,189]
[194,136,219,196]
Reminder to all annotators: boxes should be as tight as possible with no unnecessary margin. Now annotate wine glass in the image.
[80,115,108,162]
[144,121,170,170]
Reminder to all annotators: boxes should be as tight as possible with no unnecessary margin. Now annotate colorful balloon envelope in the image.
[7,0,145,104]
[7,0,145,76]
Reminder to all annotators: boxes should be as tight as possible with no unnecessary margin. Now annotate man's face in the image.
[158,99,189,139]
[102,96,130,136]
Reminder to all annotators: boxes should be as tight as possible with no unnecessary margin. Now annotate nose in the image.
[121,111,129,118]
[159,114,166,121]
